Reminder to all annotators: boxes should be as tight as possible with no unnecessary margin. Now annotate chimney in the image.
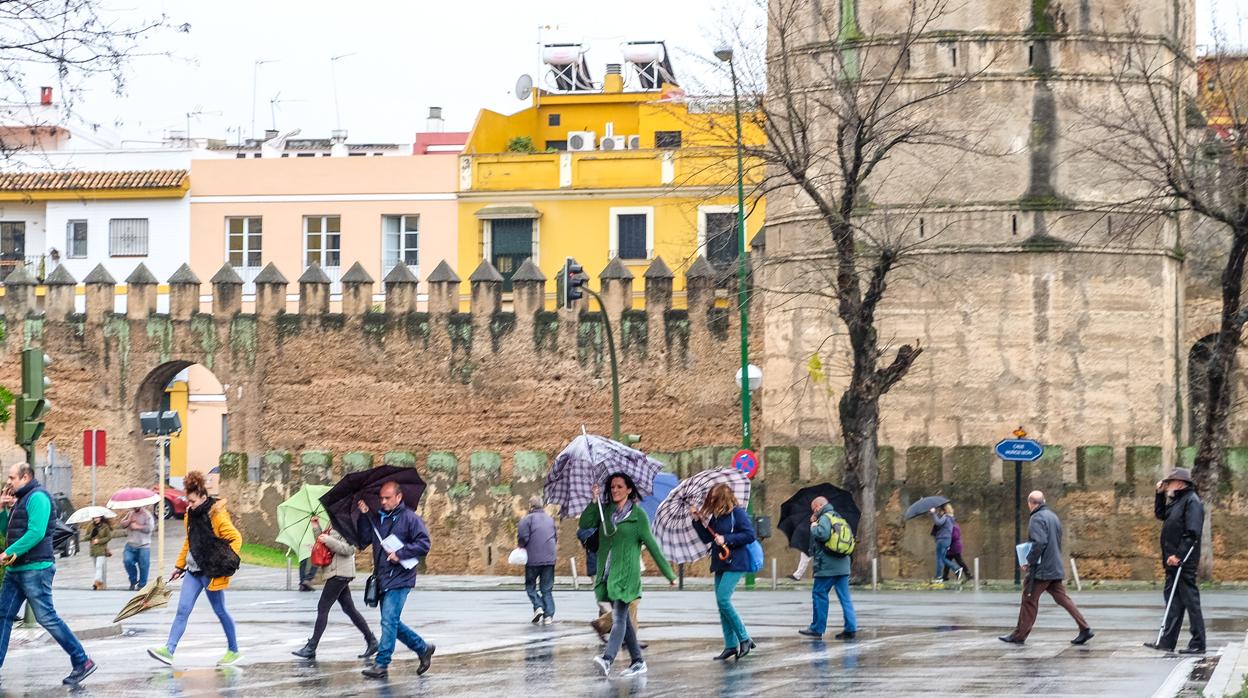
[330,129,348,157]
[39,87,52,106]
[604,64,624,93]
[426,107,444,133]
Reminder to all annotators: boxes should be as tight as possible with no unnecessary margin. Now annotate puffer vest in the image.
[6,479,55,567]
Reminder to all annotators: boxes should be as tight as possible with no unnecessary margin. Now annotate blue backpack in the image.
[745,540,765,573]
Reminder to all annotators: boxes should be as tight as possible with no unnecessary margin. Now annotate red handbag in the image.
[310,532,334,567]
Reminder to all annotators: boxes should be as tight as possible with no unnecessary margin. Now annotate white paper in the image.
[381,534,419,569]
[1015,542,1033,567]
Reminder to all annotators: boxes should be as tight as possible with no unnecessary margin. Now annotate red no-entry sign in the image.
[83,430,106,467]
[733,449,759,479]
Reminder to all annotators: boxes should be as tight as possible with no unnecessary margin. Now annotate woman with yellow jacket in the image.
[146,471,243,667]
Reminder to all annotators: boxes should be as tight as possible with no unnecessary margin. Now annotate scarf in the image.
[186,497,240,578]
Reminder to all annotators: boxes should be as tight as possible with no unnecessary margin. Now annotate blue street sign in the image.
[995,439,1044,462]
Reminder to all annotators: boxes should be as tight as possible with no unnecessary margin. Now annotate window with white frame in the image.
[382,215,418,273]
[66,220,88,258]
[609,207,653,260]
[304,215,341,268]
[108,218,149,257]
[227,217,262,268]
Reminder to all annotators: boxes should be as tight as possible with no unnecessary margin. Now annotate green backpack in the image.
[822,512,856,556]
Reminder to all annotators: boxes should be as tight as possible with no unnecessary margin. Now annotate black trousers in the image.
[310,576,375,646]
[1160,565,1205,650]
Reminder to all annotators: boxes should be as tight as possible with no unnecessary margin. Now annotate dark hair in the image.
[183,471,208,497]
[606,472,641,502]
[14,463,34,481]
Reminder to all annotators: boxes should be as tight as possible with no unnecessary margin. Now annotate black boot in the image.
[291,640,317,659]
[736,640,756,659]
[359,638,379,659]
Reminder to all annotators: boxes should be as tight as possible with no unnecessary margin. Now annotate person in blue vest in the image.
[0,462,96,686]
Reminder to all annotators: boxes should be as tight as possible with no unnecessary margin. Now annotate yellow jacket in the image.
[175,500,242,591]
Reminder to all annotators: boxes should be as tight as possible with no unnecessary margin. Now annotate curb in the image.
[1204,631,1248,698]
[11,622,122,647]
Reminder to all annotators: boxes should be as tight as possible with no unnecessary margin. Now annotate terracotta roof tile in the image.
[0,169,187,192]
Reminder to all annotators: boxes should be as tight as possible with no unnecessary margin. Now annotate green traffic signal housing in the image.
[15,349,52,464]
[558,257,587,310]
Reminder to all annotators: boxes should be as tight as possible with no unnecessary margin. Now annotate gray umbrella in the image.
[904,495,951,520]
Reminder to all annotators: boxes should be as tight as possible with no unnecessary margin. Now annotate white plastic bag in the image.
[508,547,528,566]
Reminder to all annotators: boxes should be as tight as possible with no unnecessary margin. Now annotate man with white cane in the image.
[1144,468,1206,654]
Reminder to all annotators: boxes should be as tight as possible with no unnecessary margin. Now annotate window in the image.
[489,218,534,291]
[655,131,682,149]
[0,221,25,259]
[704,211,739,265]
[545,140,567,151]
[610,207,653,261]
[108,218,148,256]
[304,215,341,268]
[227,217,262,268]
[383,215,419,273]
[66,220,88,258]
[548,113,561,126]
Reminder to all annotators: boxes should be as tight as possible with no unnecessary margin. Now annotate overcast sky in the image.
[31,0,1248,146]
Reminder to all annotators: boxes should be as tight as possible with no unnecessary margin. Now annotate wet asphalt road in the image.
[1,583,1243,697]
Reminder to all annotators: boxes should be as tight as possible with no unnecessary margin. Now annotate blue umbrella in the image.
[639,472,679,521]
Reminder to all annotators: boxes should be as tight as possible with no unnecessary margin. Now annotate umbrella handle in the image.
[716,543,731,560]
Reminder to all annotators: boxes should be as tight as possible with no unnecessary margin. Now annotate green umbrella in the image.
[276,484,332,561]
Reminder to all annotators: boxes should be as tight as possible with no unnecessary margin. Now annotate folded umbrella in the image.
[106,488,160,510]
[653,468,751,564]
[904,495,952,520]
[275,484,332,561]
[319,466,427,548]
[543,433,665,519]
[113,576,173,623]
[639,472,679,522]
[778,483,860,552]
[65,506,117,525]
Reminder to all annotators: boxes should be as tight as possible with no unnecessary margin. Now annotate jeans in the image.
[311,576,375,646]
[524,565,555,618]
[166,572,238,653]
[299,559,317,585]
[935,540,961,579]
[375,586,428,668]
[714,571,750,649]
[0,567,89,669]
[810,574,857,634]
[602,599,642,665]
[123,545,150,588]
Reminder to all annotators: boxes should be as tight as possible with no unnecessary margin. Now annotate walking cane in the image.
[1154,546,1196,646]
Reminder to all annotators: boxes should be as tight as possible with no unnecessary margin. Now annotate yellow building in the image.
[458,58,763,306]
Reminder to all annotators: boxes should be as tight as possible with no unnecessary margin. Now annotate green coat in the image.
[87,520,113,558]
[579,500,676,603]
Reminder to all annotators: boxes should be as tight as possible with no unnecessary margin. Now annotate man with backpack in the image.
[798,496,857,640]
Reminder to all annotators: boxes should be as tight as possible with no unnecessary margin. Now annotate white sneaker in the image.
[789,573,801,581]
[531,608,544,624]
[956,568,964,584]
[621,661,648,677]
[592,655,610,676]
[541,616,555,625]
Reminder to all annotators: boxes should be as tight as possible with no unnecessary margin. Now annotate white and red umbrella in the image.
[106,487,160,510]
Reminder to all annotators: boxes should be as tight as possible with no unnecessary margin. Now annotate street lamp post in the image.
[717,45,756,587]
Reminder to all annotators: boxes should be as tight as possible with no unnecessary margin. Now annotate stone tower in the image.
[760,0,1197,463]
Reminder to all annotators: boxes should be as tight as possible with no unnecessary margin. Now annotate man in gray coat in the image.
[518,496,558,624]
[1000,491,1094,645]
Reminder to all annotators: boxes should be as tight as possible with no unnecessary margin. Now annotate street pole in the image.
[1013,459,1021,587]
[157,436,167,576]
[582,287,622,441]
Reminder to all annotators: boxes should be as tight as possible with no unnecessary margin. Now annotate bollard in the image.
[771,558,777,590]
[286,555,292,591]
[974,557,980,591]
[1071,557,1082,592]
[678,563,685,590]
[872,557,878,591]
[571,557,579,591]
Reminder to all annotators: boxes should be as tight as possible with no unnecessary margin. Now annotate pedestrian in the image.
[298,557,319,592]
[356,481,435,680]
[0,462,97,686]
[929,503,963,584]
[147,471,243,667]
[799,496,857,640]
[1144,468,1206,654]
[576,526,598,581]
[580,472,676,678]
[691,483,757,661]
[941,505,972,583]
[517,496,558,625]
[291,518,377,660]
[999,490,1094,646]
[118,505,154,591]
[789,551,812,581]
[86,515,113,590]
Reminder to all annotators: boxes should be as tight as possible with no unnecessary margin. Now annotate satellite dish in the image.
[515,74,534,100]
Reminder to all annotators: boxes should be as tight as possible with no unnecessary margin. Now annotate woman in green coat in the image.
[579,472,676,678]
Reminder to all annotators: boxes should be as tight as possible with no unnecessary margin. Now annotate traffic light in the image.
[558,257,587,310]
[15,349,51,464]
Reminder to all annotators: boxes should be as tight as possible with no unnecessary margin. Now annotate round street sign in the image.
[733,449,759,479]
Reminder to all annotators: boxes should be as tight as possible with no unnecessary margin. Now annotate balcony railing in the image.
[0,255,46,281]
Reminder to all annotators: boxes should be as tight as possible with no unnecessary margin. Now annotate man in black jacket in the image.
[1144,468,1206,654]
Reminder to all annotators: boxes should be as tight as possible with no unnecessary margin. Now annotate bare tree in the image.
[723,0,993,578]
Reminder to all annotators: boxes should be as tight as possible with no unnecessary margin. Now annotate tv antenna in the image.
[269,91,305,131]
[251,58,278,139]
[329,53,357,131]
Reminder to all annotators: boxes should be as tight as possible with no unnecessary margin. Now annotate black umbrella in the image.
[319,466,427,548]
[777,483,860,552]
[903,495,951,521]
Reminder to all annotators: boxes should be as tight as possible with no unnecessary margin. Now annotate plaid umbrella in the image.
[654,468,752,564]
[543,434,666,518]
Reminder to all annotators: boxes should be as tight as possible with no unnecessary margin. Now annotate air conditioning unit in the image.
[600,136,627,151]
[568,131,596,151]
[626,135,641,149]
